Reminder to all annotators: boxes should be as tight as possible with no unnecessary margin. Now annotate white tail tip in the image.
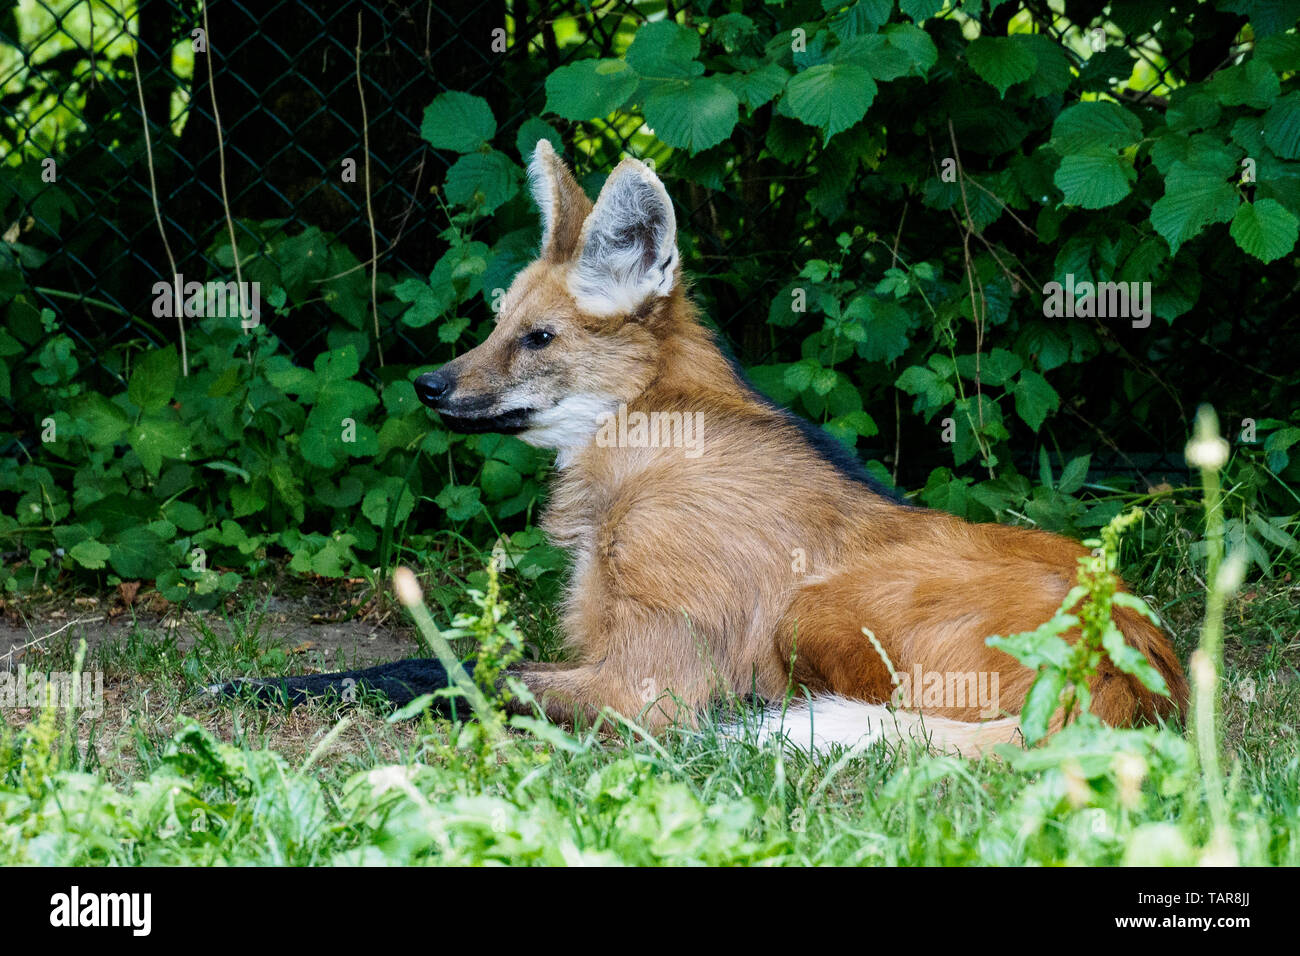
[737,695,1022,758]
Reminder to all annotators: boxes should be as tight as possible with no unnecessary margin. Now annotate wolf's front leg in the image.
[506,604,717,732]
[504,661,700,731]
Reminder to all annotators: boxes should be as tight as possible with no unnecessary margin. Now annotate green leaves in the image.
[68,538,110,570]
[1013,370,1060,432]
[1050,103,1141,208]
[626,20,703,79]
[1209,59,1280,109]
[1051,102,1143,154]
[420,92,496,153]
[844,294,910,363]
[644,80,739,153]
[12,0,1300,616]
[1262,92,1300,159]
[1230,199,1299,263]
[129,419,190,475]
[966,36,1037,98]
[544,23,743,155]
[436,484,483,522]
[444,150,520,212]
[782,62,876,143]
[362,477,416,528]
[717,62,790,110]
[545,59,638,121]
[834,23,937,81]
[1150,159,1240,255]
[1054,148,1136,209]
[1020,669,1068,744]
[128,346,180,413]
[108,526,170,579]
[74,393,129,446]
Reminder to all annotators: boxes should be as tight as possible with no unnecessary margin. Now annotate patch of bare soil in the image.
[0,581,422,671]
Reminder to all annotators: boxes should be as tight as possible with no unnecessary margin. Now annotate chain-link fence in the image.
[0,0,794,364]
[1,0,1197,485]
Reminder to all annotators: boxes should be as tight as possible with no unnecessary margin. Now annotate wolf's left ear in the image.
[569,159,678,317]
[529,140,594,262]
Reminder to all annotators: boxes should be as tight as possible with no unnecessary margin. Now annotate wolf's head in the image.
[414,141,682,456]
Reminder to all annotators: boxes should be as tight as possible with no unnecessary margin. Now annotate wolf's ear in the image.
[569,159,678,317]
[528,140,593,262]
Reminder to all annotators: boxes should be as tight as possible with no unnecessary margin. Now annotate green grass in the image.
[2,491,1298,866]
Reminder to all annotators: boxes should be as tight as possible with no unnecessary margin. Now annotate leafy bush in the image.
[3,1,1298,598]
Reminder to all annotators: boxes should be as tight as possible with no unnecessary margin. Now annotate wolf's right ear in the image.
[568,159,678,318]
[528,140,593,263]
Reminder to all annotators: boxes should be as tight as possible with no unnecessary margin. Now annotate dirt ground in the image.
[0,587,420,671]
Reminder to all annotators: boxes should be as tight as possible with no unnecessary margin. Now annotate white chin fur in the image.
[519,393,616,467]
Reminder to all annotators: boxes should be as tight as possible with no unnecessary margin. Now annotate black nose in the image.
[414,369,454,408]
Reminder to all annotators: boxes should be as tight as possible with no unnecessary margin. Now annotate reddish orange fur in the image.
[433,144,1189,744]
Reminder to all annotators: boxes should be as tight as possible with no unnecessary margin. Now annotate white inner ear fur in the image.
[526,144,558,254]
[569,164,678,317]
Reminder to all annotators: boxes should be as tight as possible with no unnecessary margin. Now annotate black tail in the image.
[207,658,475,715]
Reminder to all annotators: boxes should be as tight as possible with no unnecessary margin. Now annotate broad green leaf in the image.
[69,538,111,570]
[882,23,939,77]
[1058,454,1091,495]
[1257,33,1300,72]
[715,62,789,110]
[1051,101,1143,154]
[710,13,758,54]
[394,278,454,329]
[1149,162,1240,255]
[164,500,206,531]
[1229,199,1299,264]
[643,79,739,153]
[784,359,818,392]
[362,478,416,528]
[420,92,496,153]
[545,59,639,121]
[626,20,703,79]
[75,393,129,446]
[1013,370,1060,431]
[109,526,168,579]
[443,151,520,212]
[834,25,937,81]
[895,363,955,412]
[966,36,1037,98]
[435,484,483,522]
[1209,59,1280,109]
[985,348,1023,386]
[129,419,190,475]
[811,366,839,396]
[1018,34,1073,98]
[128,345,179,413]
[1054,148,1135,209]
[845,295,910,362]
[1020,668,1066,743]
[900,0,945,21]
[481,460,523,501]
[782,62,876,143]
[1263,92,1300,159]
[515,116,562,161]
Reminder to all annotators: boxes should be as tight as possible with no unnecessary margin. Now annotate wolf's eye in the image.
[521,329,555,350]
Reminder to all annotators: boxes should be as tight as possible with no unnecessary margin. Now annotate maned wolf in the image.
[222,141,1187,755]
